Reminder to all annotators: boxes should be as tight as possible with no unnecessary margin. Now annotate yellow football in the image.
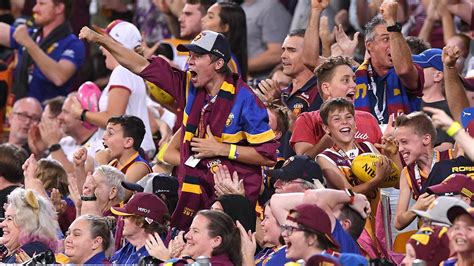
[351,153,400,188]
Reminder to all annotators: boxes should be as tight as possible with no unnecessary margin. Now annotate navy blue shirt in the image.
[9,26,85,103]
[2,241,52,263]
[84,251,110,264]
[111,241,149,264]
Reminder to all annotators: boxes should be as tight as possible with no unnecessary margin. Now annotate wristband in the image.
[345,189,355,205]
[80,109,88,122]
[386,22,402,32]
[48,143,61,153]
[228,144,237,160]
[446,122,462,137]
[80,195,97,201]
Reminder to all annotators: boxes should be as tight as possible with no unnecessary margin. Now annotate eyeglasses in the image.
[280,225,305,236]
[13,112,41,123]
[274,179,307,187]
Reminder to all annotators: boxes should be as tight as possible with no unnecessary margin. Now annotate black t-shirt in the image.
[422,156,474,193]
[421,100,455,146]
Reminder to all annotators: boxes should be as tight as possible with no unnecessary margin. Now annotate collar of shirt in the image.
[84,251,108,264]
[282,75,317,101]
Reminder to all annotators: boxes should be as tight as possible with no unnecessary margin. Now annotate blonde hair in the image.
[8,188,60,251]
[36,158,69,196]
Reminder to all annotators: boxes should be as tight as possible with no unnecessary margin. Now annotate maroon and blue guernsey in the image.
[354,60,424,124]
[139,57,278,230]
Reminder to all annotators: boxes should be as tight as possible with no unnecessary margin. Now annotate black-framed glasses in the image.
[280,225,305,235]
[13,112,41,123]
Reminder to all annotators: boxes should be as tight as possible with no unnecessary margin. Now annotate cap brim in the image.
[121,181,144,192]
[447,205,469,223]
[412,209,432,219]
[110,206,134,217]
[426,185,456,197]
[177,44,208,54]
[264,168,293,181]
[412,209,451,226]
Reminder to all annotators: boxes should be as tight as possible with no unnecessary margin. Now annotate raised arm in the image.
[425,106,474,161]
[418,0,439,44]
[303,0,329,70]
[380,1,420,90]
[439,0,456,44]
[13,25,81,86]
[303,189,371,220]
[79,26,149,74]
[270,193,304,225]
[442,45,469,122]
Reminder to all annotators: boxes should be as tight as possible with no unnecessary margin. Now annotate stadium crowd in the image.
[0,0,473,264]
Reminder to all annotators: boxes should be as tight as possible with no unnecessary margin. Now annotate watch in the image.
[48,143,61,153]
[81,195,97,201]
[345,189,355,205]
[386,22,402,32]
[80,109,88,122]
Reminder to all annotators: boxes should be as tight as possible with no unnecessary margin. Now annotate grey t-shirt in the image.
[242,0,291,78]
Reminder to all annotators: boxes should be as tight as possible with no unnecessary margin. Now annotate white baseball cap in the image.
[104,20,142,50]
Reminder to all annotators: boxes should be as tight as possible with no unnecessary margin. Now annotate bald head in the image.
[8,97,42,146]
[12,97,42,112]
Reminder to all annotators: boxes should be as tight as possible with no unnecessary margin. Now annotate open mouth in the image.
[346,91,355,100]
[401,152,409,161]
[189,70,198,82]
[455,238,467,245]
[339,127,351,135]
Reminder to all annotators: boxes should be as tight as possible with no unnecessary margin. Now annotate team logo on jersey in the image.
[207,159,222,174]
[226,113,234,127]
[292,103,303,116]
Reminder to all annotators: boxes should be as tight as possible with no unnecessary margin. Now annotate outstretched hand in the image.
[333,24,360,58]
[423,107,455,131]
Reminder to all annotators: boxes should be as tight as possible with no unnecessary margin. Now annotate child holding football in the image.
[316,97,396,257]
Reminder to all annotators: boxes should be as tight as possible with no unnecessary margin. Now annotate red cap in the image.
[427,173,474,201]
[111,192,168,223]
[288,204,339,249]
[306,254,341,266]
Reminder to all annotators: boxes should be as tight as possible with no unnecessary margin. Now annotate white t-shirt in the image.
[98,65,156,157]
[49,131,103,163]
